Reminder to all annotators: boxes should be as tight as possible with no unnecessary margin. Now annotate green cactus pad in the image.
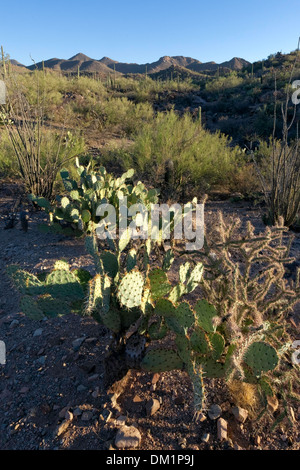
[168,283,186,303]
[61,196,70,209]
[45,269,84,300]
[176,302,195,328]
[143,239,151,270]
[119,227,131,252]
[85,274,102,315]
[100,275,111,315]
[162,249,174,272]
[175,335,192,364]
[179,262,191,284]
[70,190,80,201]
[53,260,70,271]
[201,358,225,379]
[194,300,218,333]
[100,307,121,333]
[117,271,144,309]
[120,307,141,330]
[259,376,274,397]
[19,296,44,320]
[100,251,119,279]
[141,348,184,372]
[243,341,278,376]
[190,328,210,354]
[154,298,176,318]
[149,268,172,300]
[73,268,92,289]
[85,233,98,257]
[185,263,204,294]
[7,266,44,296]
[210,332,225,360]
[127,249,137,272]
[148,320,168,341]
[81,209,91,223]
[37,295,71,317]
[187,362,205,413]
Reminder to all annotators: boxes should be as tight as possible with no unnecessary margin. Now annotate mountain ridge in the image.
[20,53,250,75]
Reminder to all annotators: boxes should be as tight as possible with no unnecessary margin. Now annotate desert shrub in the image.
[0,130,19,176]
[1,74,85,199]
[205,72,244,94]
[101,97,153,135]
[128,109,243,193]
[252,69,300,226]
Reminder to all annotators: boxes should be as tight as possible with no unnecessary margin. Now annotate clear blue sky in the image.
[1,0,300,66]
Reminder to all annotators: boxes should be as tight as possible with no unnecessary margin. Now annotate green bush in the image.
[125,109,243,192]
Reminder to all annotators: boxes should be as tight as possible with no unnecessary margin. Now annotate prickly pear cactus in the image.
[141,348,184,373]
[7,261,88,319]
[243,341,278,376]
[117,271,145,309]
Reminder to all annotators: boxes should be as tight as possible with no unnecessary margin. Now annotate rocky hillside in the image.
[21,53,250,75]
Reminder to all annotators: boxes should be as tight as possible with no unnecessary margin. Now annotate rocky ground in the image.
[0,181,299,451]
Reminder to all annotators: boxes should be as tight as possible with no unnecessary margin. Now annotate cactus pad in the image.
[141,348,184,372]
[117,271,144,309]
[243,341,278,376]
[45,269,84,300]
[154,298,176,318]
[7,266,44,296]
[20,296,44,320]
[194,300,218,333]
[149,268,172,300]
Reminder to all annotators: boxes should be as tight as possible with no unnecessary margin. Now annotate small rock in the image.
[65,411,73,421]
[174,394,185,405]
[92,387,100,398]
[178,437,186,448]
[115,425,141,449]
[72,337,85,352]
[146,398,160,417]
[55,420,70,437]
[133,395,143,403]
[208,404,222,420]
[151,373,160,385]
[58,406,69,419]
[33,328,43,337]
[221,401,231,412]
[201,432,210,443]
[232,406,248,423]
[81,411,93,421]
[10,319,19,328]
[88,374,99,382]
[115,415,126,427]
[267,396,279,413]
[20,387,29,394]
[281,434,288,442]
[36,356,46,366]
[217,418,228,441]
[73,407,82,417]
[100,409,112,422]
[233,443,243,450]
[77,384,87,392]
[289,407,296,423]
[254,436,261,446]
[195,412,206,423]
